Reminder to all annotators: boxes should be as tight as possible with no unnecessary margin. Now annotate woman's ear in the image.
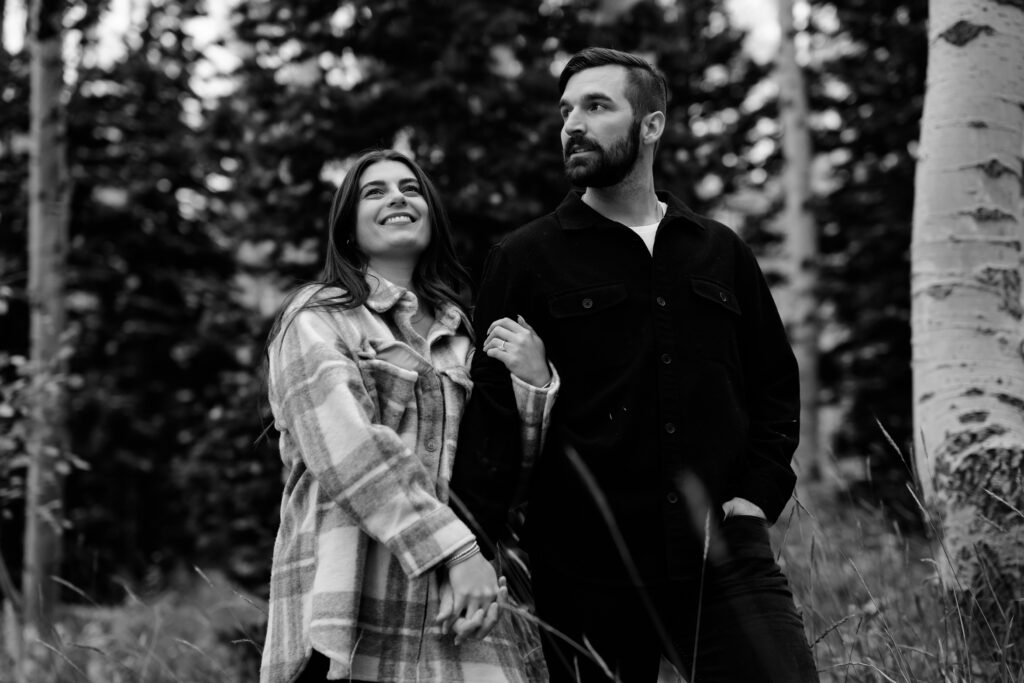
[642,111,666,146]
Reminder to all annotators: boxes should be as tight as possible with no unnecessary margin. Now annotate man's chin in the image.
[564,161,597,186]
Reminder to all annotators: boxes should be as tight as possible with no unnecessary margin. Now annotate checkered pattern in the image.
[261,274,555,682]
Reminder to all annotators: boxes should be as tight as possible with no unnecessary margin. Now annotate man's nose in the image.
[562,108,585,136]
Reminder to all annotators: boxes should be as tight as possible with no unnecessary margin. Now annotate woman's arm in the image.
[483,315,559,469]
[269,307,475,578]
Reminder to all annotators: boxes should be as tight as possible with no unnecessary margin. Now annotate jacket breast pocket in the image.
[689,277,742,363]
[547,282,630,369]
[355,358,419,432]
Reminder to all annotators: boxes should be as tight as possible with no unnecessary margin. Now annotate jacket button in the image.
[661,353,672,365]
[582,298,594,309]
[664,422,676,434]
[719,292,728,302]
[666,492,679,504]
[656,296,667,307]
[426,439,439,451]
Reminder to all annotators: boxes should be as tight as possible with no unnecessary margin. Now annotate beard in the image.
[563,119,642,188]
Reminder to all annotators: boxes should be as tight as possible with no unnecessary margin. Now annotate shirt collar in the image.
[364,268,408,314]
[554,189,707,231]
[363,268,468,335]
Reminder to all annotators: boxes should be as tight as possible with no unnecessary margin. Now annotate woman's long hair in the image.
[266,149,473,349]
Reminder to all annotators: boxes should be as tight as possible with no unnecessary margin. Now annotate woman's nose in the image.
[386,187,407,205]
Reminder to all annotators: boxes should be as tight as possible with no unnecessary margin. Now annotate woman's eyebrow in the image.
[359,177,418,191]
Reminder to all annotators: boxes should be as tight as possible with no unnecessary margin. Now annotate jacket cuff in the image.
[510,361,560,426]
[732,473,793,525]
[387,506,476,578]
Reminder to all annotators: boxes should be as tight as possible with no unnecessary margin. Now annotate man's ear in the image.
[642,111,666,146]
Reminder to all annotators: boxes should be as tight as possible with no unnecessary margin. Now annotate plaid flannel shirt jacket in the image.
[261,275,556,683]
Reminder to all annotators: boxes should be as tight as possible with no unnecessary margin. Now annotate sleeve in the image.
[450,244,538,548]
[269,308,475,577]
[511,363,560,468]
[732,242,801,524]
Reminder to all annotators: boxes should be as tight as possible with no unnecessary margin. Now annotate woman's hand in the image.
[435,555,506,644]
[484,316,551,387]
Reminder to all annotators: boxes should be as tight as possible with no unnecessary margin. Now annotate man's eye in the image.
[589,103,605,112]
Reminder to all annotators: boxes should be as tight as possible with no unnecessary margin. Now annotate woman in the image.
[261,149,555,683]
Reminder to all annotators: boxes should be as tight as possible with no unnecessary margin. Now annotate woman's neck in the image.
[368,258,416,291]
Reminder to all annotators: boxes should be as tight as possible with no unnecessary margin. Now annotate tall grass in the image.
[775,483,1023,683]
[2,486,1021,682]
[0,569,265,683]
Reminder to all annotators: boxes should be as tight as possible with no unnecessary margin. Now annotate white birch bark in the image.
[777,0,828,484]
[21,0,68,679]
[912,0,1024,653]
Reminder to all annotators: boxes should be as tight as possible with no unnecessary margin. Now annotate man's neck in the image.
[581,167,661,227]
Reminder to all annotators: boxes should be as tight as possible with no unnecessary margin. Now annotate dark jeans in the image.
[296,650,374,683]
[533,515,819,682]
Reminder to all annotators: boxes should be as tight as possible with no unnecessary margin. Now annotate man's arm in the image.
[450,245,531,550]
[731,242,801,523]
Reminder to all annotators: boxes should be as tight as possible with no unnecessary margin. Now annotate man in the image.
[452,47,818,682]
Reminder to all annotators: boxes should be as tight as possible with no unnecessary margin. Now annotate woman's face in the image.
[354,160,432,263]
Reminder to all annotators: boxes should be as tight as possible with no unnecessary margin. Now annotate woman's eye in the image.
[363,188,383,198]
[402,185,421,195]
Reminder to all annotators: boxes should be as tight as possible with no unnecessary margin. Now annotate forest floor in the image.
[3,482,1016,682]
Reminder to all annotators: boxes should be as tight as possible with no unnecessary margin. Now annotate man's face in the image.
[559,65,641,188]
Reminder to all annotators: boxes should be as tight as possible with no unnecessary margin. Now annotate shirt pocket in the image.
[689,277,742,364]
[547,282,631,370]
[355,357,419,432]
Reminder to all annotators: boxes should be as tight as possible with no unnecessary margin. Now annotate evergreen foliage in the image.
[811,0,925,517]
[0,0,925,600]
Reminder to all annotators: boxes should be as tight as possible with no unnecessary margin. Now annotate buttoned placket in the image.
[649,220,692,574]
[388,290,457,673]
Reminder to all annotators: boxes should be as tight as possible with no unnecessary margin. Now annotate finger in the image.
[484,330,513,351]
[484,337,516,356]
[447,592,469,632]
[477,601,501,640]
[435,582,454,630]
[484,346,514,363]
[516,315,536,333]
[453,608,486,645]
[487,318,524,337]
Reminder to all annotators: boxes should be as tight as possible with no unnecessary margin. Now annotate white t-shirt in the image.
[628,201,668,255]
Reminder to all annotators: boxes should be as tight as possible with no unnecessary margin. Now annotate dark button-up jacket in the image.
[452,190,800,582]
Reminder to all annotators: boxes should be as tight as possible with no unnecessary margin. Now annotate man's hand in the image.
[484,316,551,387]
[722,497,766,520]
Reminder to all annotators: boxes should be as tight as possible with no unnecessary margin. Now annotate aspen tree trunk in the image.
[912,0,1024,662]
[777,0,828,484]
[21,0,68,679]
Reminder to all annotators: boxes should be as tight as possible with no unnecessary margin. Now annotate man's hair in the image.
[558,47,669,119]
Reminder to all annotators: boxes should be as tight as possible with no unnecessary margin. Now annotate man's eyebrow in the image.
[559,92,615,108]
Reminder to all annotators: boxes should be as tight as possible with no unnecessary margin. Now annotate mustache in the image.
[564,135,601,159]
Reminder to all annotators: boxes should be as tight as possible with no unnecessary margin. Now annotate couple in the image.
[261,48,819,683]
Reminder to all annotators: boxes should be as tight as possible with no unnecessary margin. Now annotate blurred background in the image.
[1,0,941,680]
